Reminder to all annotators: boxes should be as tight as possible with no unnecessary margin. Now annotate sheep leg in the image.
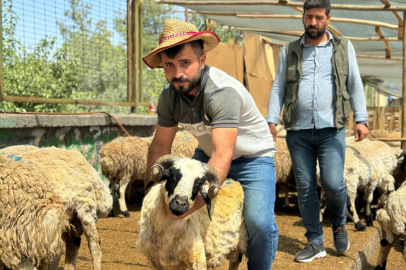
[227,251,242,270]
[37,263,50,270]
[364,188,374,227]
[48,254,61,270]
[282,183,290,208]
[63,232,81,270]
[118,177,131,217]
[107,182,116,217]
[14,259,35,270]
[348,193,365,231]
[0,261,4,270]
[376,234,402,270]
[81,219,102,270]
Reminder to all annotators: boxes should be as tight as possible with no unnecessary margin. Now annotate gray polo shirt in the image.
[157,65,276,160]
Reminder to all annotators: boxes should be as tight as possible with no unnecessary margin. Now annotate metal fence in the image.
[0,0,147,112]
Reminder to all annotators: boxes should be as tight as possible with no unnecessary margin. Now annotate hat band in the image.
[159,31,198,44]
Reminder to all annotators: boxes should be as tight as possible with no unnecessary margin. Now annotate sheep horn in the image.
[397,149,406,159]
[150,154,181,183]
[205,164,221,199]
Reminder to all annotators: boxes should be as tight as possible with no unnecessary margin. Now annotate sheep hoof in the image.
[121,211,130,218]
[355,221,366,231]
[366,215,374,226]
[107,210,115,218]
[380,239,389,247]
[375,261,387,270]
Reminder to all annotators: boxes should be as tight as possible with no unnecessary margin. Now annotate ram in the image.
[137,155,247,270]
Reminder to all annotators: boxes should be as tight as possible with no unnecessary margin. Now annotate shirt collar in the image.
[300,30,333,47]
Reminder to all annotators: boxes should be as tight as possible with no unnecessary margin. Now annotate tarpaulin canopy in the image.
[157,0,406,97]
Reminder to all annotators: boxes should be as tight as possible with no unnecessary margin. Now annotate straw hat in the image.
[142,19,220,69]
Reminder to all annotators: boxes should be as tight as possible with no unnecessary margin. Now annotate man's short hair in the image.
[161,40,204,59]
[303,0,331,16]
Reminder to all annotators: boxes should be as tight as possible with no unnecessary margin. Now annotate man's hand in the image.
[165,195,206,220]
[268,123,277,142]
[354,124,369,142]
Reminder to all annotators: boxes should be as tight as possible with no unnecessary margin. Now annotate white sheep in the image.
[137,154,247,270]
[1,146,113,270]
[375,180,406,269]
[0,155,68,270]
[100,131,198,217]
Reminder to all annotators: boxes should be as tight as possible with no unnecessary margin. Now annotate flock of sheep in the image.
[0,128,405,269]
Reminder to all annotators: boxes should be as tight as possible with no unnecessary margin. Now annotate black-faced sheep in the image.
[100,131,198,218]
[0,155,68,270]
[1,146,112,270]
[137,155,247,270]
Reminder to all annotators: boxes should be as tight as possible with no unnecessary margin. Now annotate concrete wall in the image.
[0,113,157,181]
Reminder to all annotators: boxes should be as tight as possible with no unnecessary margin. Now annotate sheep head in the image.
[150,154,221,220]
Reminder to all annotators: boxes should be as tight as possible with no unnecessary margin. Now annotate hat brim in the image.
[142,31,220,69]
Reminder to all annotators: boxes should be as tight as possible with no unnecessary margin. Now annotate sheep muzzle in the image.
[169,195,189,216]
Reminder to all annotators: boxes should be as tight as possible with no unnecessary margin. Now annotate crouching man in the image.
[143,19,279,269]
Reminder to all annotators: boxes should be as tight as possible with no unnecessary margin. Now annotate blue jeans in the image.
[193,149,278,270]
[286,127,347,244]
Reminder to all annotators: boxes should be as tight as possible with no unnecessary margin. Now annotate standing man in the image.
[267,0,369,263]
[143,19,278,269]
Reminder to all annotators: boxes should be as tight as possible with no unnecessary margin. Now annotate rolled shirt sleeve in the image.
[347,40,368,122]
[266,46,287,124]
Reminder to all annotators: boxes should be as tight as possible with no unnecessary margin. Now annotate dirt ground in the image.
[56,194,405,270]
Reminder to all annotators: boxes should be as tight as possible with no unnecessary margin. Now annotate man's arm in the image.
[267,46,287,142]
[346,40,369,141]
[145,125,177,189]
[208,127,238,184]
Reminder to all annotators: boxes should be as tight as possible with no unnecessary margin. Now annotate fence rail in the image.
[348,106,402,131]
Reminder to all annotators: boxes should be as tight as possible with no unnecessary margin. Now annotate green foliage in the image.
[0,0,242,113]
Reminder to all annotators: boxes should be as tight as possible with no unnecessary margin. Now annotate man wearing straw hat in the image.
[267,0,369,263]
[143,19,278,269]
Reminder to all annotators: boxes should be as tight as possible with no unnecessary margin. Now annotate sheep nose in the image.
[175,196,187,206]
[169,195,189,216]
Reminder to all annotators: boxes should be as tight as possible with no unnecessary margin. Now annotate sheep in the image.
[0,155,68,270]
[375,180,406,270]
[273,139,294,209]
[367,129,401,148]
[317,138,396,230]
[1,146,112,270]
[100,131,198,217]
[137,154,247,270]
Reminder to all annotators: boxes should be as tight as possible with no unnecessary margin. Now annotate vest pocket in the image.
[282,98,294,125]
[342,91,350,118]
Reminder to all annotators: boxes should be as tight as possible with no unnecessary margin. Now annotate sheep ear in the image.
[200,184,212,221]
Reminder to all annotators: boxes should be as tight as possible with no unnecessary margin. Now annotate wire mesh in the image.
[1,0,128,112]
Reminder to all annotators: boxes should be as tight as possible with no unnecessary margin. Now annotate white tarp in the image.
[163,0,406,97]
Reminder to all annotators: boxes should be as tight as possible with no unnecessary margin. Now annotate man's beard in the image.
[305,23,327,40]
[169,74,200,95]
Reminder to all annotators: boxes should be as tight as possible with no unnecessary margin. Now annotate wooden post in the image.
[0,0,4,101]
[373,108,378,130]
[379,107,386,130]
[389,111,396,132]
[134,0,140,111]
[402,12,406,148]
[138,0,143,105]
[128,0,136,111]
[185,6,189,23]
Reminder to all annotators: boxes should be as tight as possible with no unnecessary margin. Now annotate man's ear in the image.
[326,14,331,25]
[200,53,207,68]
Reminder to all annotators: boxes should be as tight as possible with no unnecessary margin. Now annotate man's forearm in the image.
[207,152,233,185]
